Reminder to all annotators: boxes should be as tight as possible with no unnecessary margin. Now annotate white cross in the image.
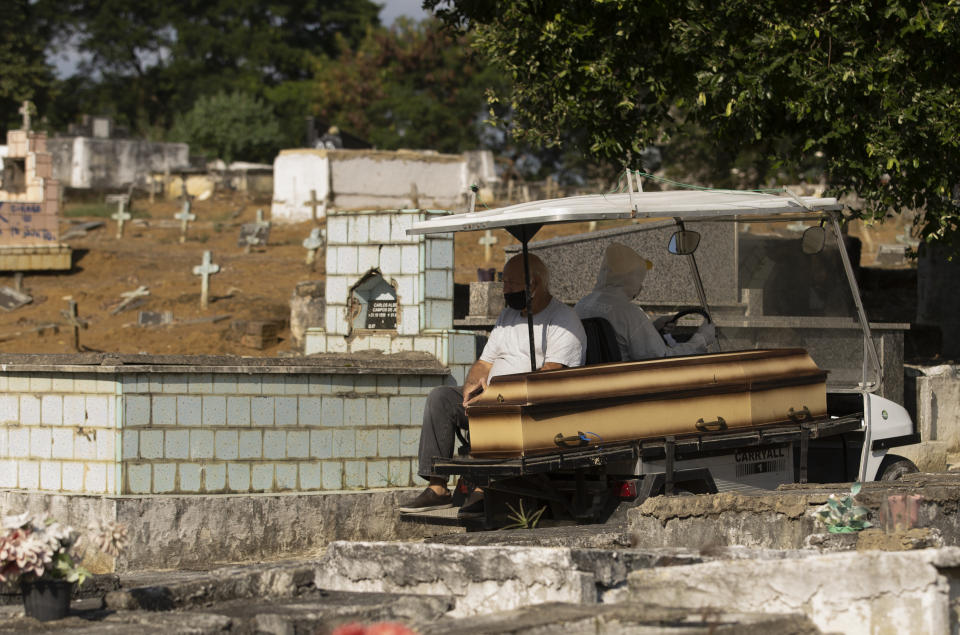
[192,250,220,310]
[303,190,325,222]
[302,227,325,269]
[19,101,35,131]
[106,195,131,238]
[176,199,196,243]
[478,230,498,262]
[255,208,270,227]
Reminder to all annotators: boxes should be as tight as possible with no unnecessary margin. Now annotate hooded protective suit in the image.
[574,243,714,361]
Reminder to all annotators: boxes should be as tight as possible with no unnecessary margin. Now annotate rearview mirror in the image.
[668,230,700,255]
[801,226,826,255]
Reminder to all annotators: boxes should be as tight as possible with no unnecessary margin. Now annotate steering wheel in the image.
[656,307,712,337]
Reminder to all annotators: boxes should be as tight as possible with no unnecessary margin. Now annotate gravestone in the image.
[349,271,397,332]
[302,227,325,269]
[106,194,131,238]
[176,198,196,243]
[138,310,174,326]
[290,281,325,350]
[192,250,220,310]
[237,216,270,251]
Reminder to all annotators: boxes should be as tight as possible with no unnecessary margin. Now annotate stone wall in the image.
[0,355,449,496]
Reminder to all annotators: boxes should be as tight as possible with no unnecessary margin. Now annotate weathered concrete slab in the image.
[1,490,462,572]
[627,547,960,635]
[316,541,599,617]
[420,602,821,634]
[1,592,452,634]
[430,522,634,549]
[628,474,960,550]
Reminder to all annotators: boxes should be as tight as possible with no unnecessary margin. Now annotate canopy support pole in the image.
[521,238,537,372]
[506,223,543,372]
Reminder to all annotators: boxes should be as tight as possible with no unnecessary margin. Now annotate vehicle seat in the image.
[580,317,622,365]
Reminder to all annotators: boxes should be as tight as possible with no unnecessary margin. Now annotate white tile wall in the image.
[400,245,420,275]
[369,215,391,242]
[327,217,349,244]
[379,246,402,274]
[357,245,380,273]
[347,215,369,244]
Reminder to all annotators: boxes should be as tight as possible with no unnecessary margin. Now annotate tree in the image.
[310,18,509,153]
[0,1,56,132]
[169,91,284,163]
[43,0,382,139]
[427,0,960,247]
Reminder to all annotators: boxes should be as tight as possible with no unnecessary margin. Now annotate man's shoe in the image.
[457,489,485,519]
[398,487,453,513]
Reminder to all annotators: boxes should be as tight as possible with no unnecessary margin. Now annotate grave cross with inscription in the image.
[106,194,131,238]
[176,197,196,243]
[302,227,325,270]
[192,250,220,310]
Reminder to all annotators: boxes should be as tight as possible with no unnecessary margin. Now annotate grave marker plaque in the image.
[350,271,397,331]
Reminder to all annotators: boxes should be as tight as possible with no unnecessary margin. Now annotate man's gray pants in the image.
[417,385,466,480]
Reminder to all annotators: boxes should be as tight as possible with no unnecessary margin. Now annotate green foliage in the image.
[169,91,284,163]
[429,0,960,247]
[311,18,509,153]
[814,482,873,533]
[40,0,382,140]
[0,0,57,130]
[502,500,546,530]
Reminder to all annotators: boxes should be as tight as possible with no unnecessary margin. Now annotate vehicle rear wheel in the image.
[878,454,919,481]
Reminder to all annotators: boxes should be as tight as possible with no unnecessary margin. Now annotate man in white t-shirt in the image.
[399,253,586,513]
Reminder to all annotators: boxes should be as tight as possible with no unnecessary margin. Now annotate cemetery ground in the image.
[0,192,596,356]
[0,190,917,357]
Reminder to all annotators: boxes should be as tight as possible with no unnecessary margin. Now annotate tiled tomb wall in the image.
[306,208,477,385]
[0,358,456,495]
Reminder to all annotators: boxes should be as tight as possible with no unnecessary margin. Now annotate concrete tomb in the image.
[271,148,470,222]
[0,103,72,270]
[48,115,189,190]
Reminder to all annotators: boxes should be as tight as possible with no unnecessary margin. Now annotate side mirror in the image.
[801,226,826,255]
[668,230,701,255]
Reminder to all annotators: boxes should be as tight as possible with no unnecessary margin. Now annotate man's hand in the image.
[462,377,487,407]
[462,359,493,408]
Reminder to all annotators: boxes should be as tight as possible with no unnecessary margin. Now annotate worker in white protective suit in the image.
[575,242,717,361]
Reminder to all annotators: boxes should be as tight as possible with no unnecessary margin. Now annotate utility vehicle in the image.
[404,181,919,529]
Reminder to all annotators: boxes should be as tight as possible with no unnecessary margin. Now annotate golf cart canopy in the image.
[406,190,842,236]
[405,186,880,393]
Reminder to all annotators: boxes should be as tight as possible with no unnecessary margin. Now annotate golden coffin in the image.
[464,348,828,458]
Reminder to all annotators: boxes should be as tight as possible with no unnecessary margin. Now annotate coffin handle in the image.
[554,432,589,449]
[696,416,727,432]
[788,406,812,423]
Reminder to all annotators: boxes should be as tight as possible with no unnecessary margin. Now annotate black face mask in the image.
[504,290,528,311]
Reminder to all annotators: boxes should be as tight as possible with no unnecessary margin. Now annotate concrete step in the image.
[421,602,821,634]
[628,546,960,634]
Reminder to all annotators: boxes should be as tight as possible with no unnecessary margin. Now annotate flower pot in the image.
[20,578,75,622]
